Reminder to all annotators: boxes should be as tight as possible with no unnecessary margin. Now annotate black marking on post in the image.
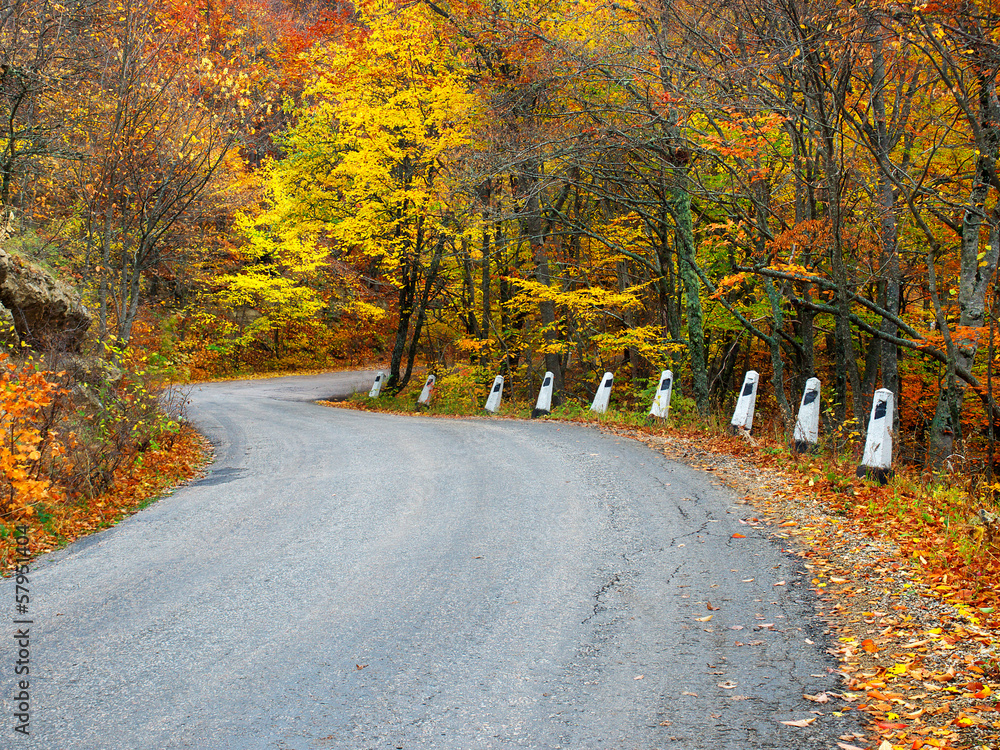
[856,465,893,485]
[493,382,501,392]
[603,377,613,388]
[660,378,671,391]
[792,439,818,454]
[803,389,817,405]
[874,400,887,420]
[742,382,755,396]
[542,376,551,387]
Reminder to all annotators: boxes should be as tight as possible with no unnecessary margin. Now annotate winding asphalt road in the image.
[3,371,864,749]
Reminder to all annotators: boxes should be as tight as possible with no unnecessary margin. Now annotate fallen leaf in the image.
[861,638,878,653]
[696,615,713,622]
[634,675,644,680]
[780,717,817,727]
[718,681,738,689]
[803,692,830,703]
[681,691,698,697]
[836,744,866,750]
[707,602,720,610]
[732,533,747,538]
[356,664,368,670]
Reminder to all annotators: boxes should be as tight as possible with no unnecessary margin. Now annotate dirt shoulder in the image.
[610,424,1000,750]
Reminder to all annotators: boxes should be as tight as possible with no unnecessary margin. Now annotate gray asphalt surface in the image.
[2,371,864,749]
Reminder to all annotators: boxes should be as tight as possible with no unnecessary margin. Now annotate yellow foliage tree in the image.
[254,0,479,389]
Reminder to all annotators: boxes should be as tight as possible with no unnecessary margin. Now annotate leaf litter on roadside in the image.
[612,424,1000,750]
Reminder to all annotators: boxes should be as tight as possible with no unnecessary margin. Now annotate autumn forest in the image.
[3,0,1000,522]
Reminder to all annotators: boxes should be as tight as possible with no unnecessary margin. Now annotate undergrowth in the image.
[0,348,208,570]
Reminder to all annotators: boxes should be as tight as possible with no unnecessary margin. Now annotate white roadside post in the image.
[729,370,759,434]
[483,375,504,414]
[590,372,614,414]
[368,371,386,399]
[792,377,821,452]
[532,371,555,418]
[648,370,674,420]
[417,374,435,408]
[857,388,894,484]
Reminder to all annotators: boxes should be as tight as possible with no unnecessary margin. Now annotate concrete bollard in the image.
[532,371,555,418]
[857,388,894,484]
[648,370,674,420]
[590,372,614,414]
[792,377,821,452]
[417,374,435,408]
[484,375,504,414]
[729,370,759,434]
[369,371,386,399]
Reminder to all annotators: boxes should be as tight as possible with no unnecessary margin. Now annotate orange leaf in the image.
[862,638,878,653]
[876,721,908,730]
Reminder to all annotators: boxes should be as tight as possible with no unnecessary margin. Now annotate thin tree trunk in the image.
[672,184,709,415]
[764,276,793,428]
[403,236,446,385]
[521,161,563,396]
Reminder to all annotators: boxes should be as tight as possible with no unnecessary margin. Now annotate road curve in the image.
[2,371,863,749]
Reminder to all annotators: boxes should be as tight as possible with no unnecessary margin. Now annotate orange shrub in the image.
[0,356,64,520]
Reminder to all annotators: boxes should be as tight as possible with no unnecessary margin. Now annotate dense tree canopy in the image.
[4,0,1000,467]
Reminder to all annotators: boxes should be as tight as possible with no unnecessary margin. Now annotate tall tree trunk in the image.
[764,275,793,429]
[822,146,864,427]
[928,68,1000,465]
[403,236,446,385]
[481,225,491,347]
[520,161,564,396]
[672,184,709,415]
[387,253,417,392]
[866,15,902,427]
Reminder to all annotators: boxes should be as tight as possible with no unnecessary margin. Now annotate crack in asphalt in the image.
[582,573,623,624]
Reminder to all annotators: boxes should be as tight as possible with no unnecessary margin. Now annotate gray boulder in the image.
[0,304,18,350]
[0,249,92,351]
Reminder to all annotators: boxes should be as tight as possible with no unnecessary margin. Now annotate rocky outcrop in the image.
[0,249,92,352]
[0,304,18,349]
